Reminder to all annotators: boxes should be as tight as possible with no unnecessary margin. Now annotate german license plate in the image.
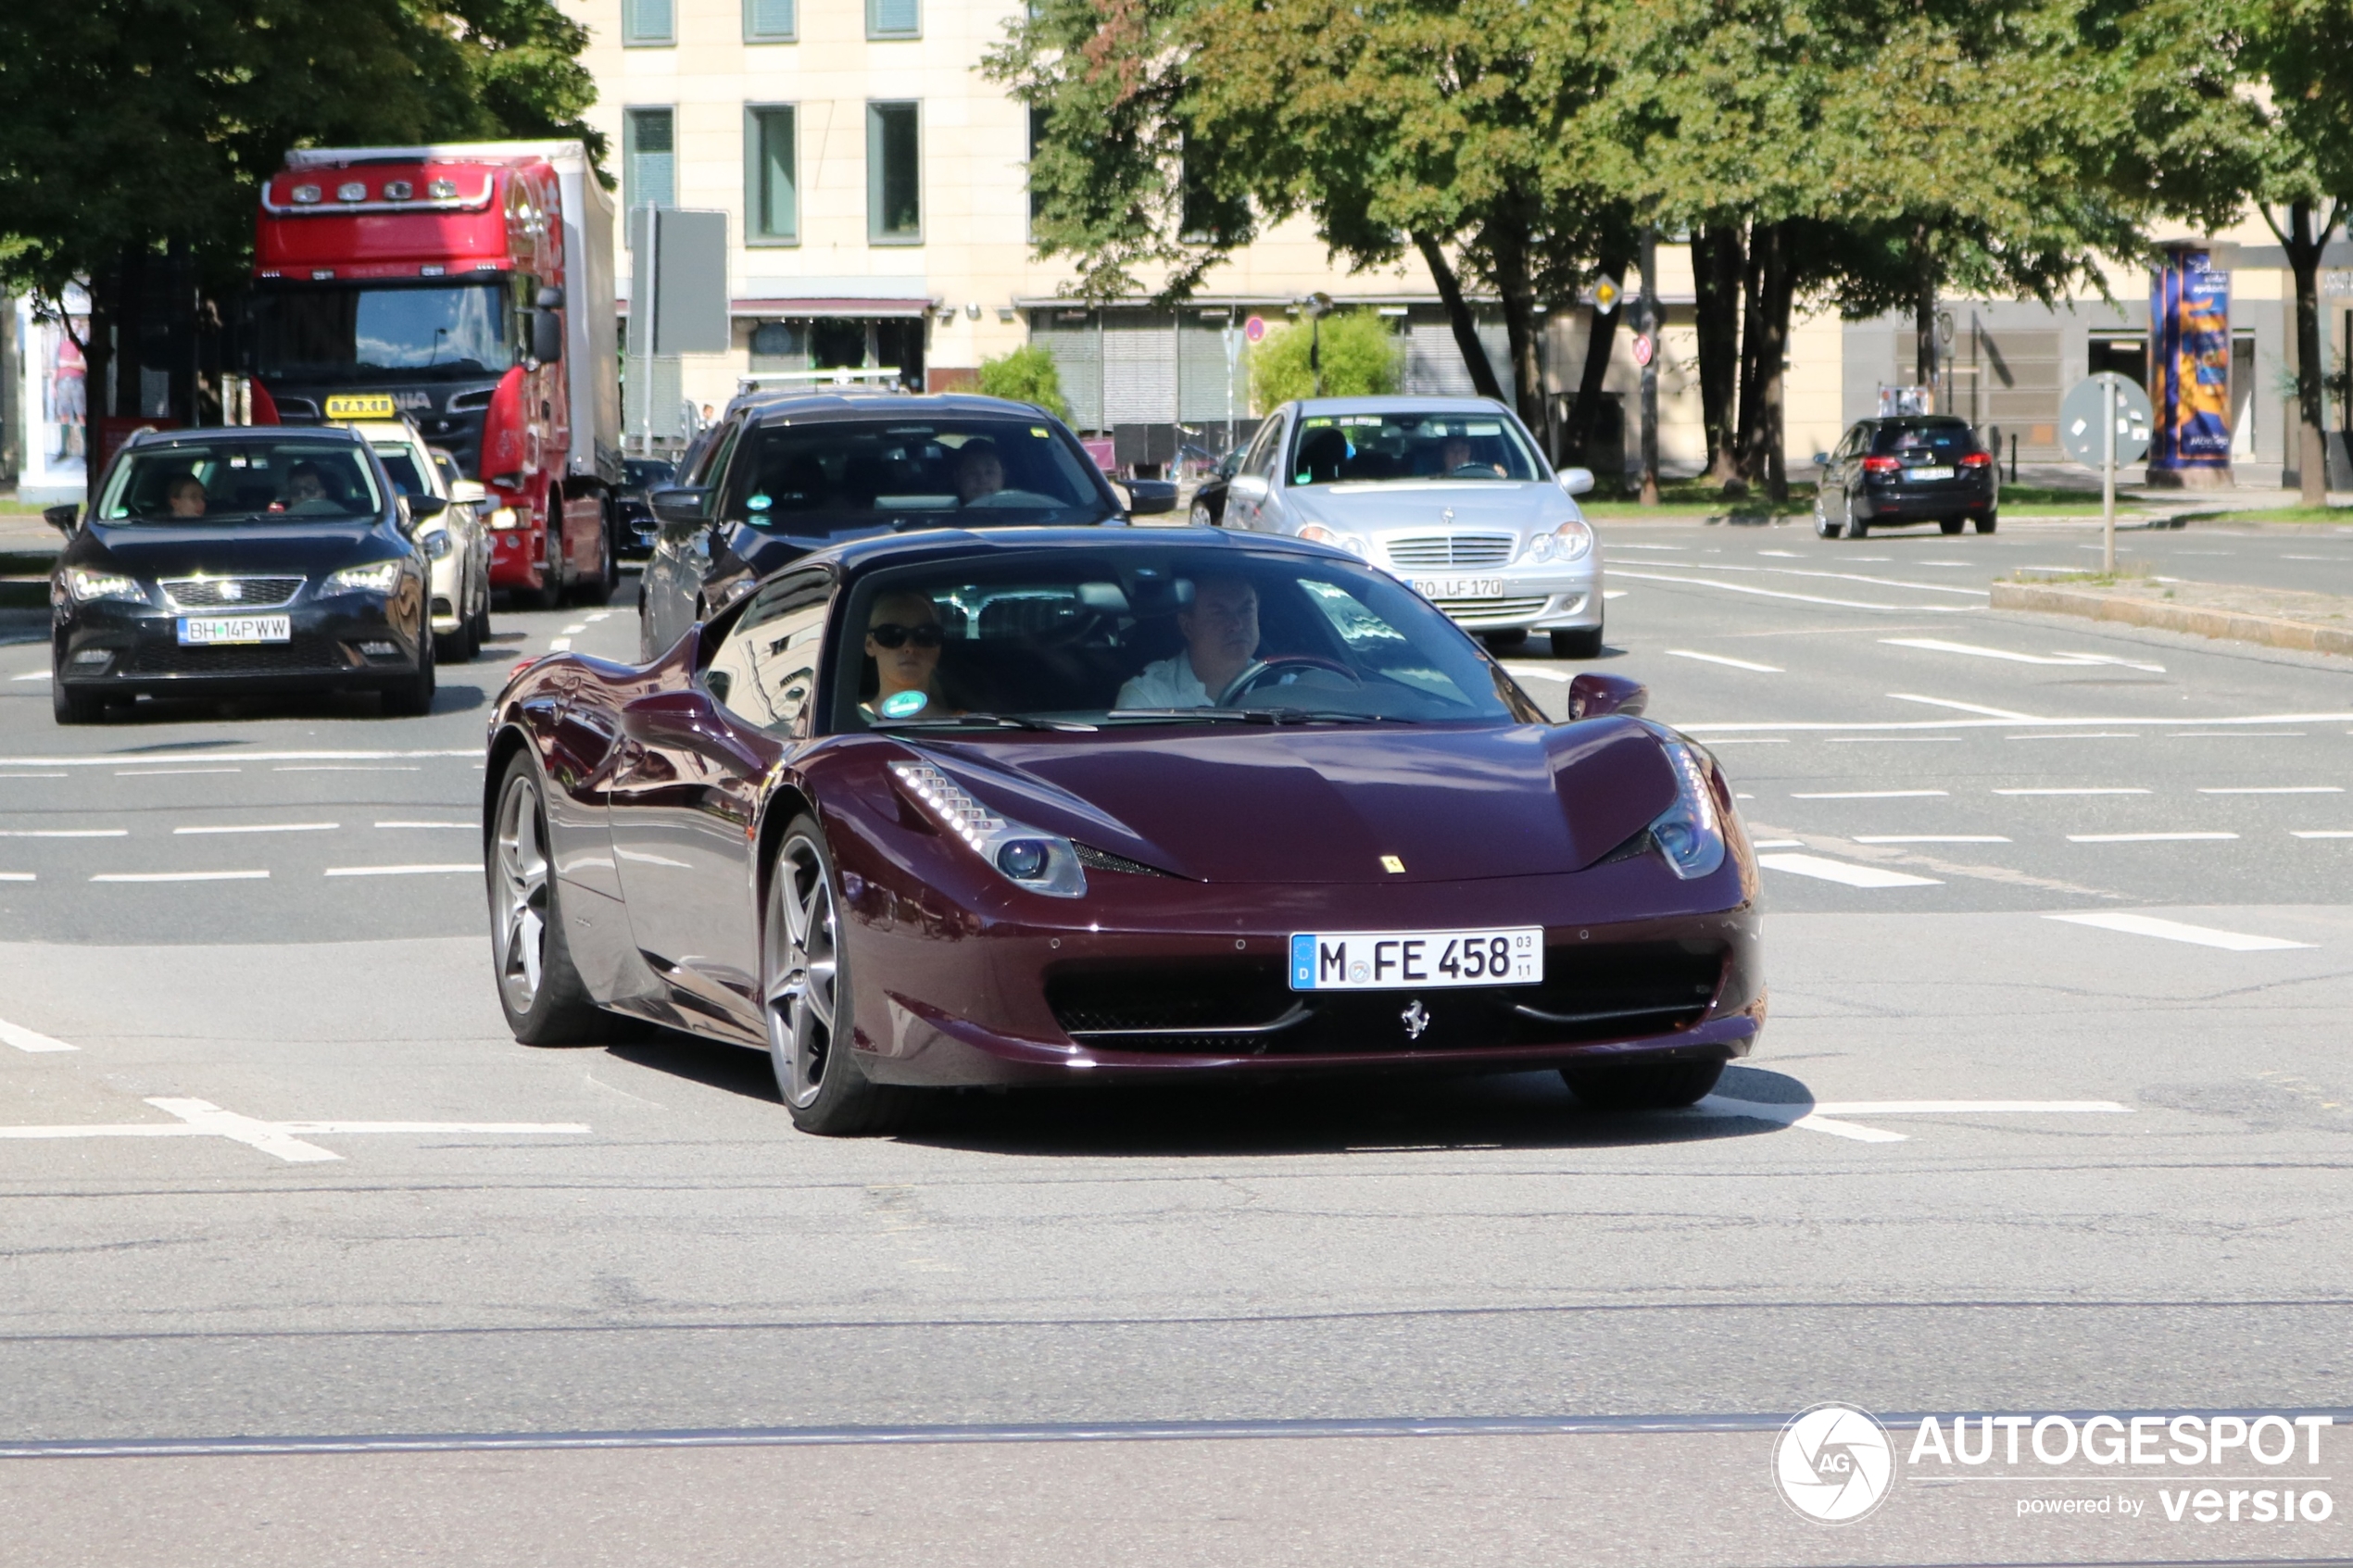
[1910,465,1955,481]
[1412,576,1505,600]
[1290,926,1542,990]
[178,615,291,646]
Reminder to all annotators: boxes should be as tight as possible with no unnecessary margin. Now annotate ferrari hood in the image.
[917,718,1677,884]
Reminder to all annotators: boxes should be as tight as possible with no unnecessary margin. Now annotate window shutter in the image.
[868,0,918,35]
[745,0,794,40]
[625,0,673,43]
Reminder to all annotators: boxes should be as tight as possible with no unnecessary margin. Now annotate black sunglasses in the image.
[868,621,944,650]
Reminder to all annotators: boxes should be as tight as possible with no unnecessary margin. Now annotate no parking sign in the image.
[1244,315,1266,344]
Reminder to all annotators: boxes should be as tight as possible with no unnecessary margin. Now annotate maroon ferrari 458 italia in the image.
[482,527,1764,1134]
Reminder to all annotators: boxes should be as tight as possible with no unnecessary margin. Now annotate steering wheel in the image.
[1446,462,1498,478]
[1217,654,1364,707]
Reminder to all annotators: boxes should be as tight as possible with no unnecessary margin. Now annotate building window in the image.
[743,0,794,42]
[866,0,918,39]
[1027,106,1050,230]
[749,320,809,372]
[745,106,798,244]
[624,107,676,215]
[867,102,921,244]
[622,0,673,46]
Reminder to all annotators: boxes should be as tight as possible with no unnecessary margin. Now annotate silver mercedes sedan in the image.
[1217,396,1604,657]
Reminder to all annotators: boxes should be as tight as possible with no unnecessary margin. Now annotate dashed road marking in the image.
[2197,785,2342,796]
[1994,787,2149,796]
[0,1098,590,1164]
[1607,569,1980,615]
[322,863,476,877]
[0,829,126,838]
[2046,911,2312,951]
[90,870,270,884]
[10,671,51,682]
[116,768,240,777]
[274,765,421,773]
[375,820,472,830]
[548,638,573,651]
[2,749,477,769]
[1750,838,1805,848]
[0,872,31,883]
[1702,1095,2132,1144]
[1881,637,2110,667]
[1888,694,2039,720]
[1667,649,1783,672]
[1853,835,2011,844]
[1756,853,1942,888]
[2289,830,2353,839]
[0,1017,76,1053]
[2067,832,2237,844]
[174,822,339,835]
[1793,789,1948,799]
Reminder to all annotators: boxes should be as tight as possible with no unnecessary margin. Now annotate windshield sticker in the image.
[747,494,772,511]
[878,690,928,718]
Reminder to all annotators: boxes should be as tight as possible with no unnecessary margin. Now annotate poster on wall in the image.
[2148,251,2232,481]
[14,294,90,501]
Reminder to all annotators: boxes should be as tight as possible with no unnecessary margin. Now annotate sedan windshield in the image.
[1287,410,1544,486]
[248,282,516,381]
[808,547,1525,734]
[95,442,383,525]
[723,418,1115,535]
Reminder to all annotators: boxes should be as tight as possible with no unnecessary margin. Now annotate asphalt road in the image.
[1,525,2348,1566]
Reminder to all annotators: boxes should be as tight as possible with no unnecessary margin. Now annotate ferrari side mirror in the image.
[1567,671,1647,721]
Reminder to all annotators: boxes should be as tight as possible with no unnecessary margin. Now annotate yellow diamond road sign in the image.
[324,393,396,419]
[1591,279,1621,314]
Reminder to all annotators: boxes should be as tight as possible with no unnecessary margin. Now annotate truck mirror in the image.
[535,285,564,310]
[531,310,563,365]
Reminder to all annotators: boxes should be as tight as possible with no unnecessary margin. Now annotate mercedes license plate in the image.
[1412,576,1504,600]
[178,615,291,646]
[1290,927,1543,990]
[1909,465,1955,481]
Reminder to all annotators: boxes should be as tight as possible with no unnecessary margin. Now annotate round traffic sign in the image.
[1631,333,1655,369]
[1243,315,1266,344]
[2060,373,2153,467]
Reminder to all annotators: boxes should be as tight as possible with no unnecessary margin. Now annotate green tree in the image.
[975,344,1072,420]
[1249,309,1404,408]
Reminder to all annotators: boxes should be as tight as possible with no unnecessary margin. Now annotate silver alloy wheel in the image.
[765,834,839,1109]
[494,771,551,1016]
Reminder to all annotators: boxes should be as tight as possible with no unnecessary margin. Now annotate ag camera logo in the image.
[1775,1403,1896,1524]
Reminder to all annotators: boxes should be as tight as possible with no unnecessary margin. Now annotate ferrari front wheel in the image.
[764,818,905,1135]
[1562,1057,1724,1111]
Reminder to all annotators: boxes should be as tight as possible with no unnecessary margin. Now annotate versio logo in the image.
[1775,1403,1897,1524]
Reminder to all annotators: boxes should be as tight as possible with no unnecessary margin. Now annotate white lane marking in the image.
[0,773,68,780]
[1669,561,1988,596]
[0,872,31,883]
[1500,663,1570,683]
[1756,550,1799,558]
[323,863,476,877]
[2046,911,2312,951]
[561,623,588,634]
[1750,838,1805,848]
[375,820,472,830]
[548,638,573,651]
[1602,590,1628,600]
[2198,785,2343,795]
[2290,830,2353,839]
[10,671,51,682]
[1680,711,2353,734]
[1607,570,1980,614]
[1757,853,1943,888]
[1853,834,2012,844]
[2051,650,2167,672]
[1995,787,2150,796]
[1881,637,2102,667]
[1610,543,1687,551]
[173,822,339,835]
[115,768,240,777]
[585,611,612,621]
[0,1017,76,1054]
[2,749,477,769]
[273,765,421,773]
[2067,832,2238,843]
[1887,693,2039,720]
[1916,559,1970,566]
[1792,789,1948,799]
[1828,735,1959,744]
[90,870,270,884]
[2172,730,2303,738]
[1705,737,1789,745]
[0,1098,591,1164]
[1702,1096,2132,1144]
[1667,649,1784,672]
[0,829,126,838]
[2007,732,2137,741]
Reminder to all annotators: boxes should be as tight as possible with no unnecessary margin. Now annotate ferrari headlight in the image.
[65,569,146,604]
[1647,737,1727,880]
[1297,522,1367,558]
[889,760,1087,898]
[1522,518,1594,564]
[323,559,404,596]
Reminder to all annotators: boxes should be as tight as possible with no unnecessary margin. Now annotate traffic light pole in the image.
[2102,375,2117,576]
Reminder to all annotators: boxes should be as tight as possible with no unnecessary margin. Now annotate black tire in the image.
[571,517,616,607]
[1939,517,1965,535]
[528,529,565,611]
[1975,511,1998,534]
[763,816,907,1135]
[1550,625,1604,659]
[1481,628,1529,652]
[488,756,606,1044]
[381,632,435,717]
[1563,1058,1725,1110]
[471,583,495,645]
[1844,495,1867,539]
[52,680,105,725]
[1813,499,1840,539]
[1189,502,1216,528]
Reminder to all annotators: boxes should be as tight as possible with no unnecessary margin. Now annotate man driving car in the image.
[1115,574,1260,709]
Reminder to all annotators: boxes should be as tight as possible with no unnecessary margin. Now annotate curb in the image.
[1990,581,2353,657]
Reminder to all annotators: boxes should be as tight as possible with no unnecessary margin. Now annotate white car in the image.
[1219,396,1605,657]
[348,421,494,660]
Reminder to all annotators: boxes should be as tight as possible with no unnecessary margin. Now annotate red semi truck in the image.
[244,141,622,607]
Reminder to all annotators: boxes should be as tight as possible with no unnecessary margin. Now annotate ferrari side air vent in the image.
[1071,841,1185,879]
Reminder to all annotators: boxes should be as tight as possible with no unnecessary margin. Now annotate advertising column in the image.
[12,294,90,502]
[2146,249,2232,488]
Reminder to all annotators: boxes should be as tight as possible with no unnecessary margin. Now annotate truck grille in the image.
[160,577,304,610]
[1387,534,1516,569]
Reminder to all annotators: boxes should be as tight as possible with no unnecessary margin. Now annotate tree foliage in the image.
[1249,309,1405,408]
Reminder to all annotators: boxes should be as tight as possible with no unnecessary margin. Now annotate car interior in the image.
[733,422,1101,530]
[102,445,380,521]
[1285,417,1535,485]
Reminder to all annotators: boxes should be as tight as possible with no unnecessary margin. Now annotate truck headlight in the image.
[487,507,523,531]
[1521,519,1594,564]
[65,569,146,604]
[323,560,404,596]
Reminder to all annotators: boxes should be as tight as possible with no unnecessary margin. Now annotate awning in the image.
[732,296,936,318]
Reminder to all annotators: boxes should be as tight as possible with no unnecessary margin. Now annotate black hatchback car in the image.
[1815,416,1998,538]
[636,393,1128,659]
[47,426,438,723]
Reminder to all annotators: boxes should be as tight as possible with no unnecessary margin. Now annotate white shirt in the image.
[1115,652,1214,709]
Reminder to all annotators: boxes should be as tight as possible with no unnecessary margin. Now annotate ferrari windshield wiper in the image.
[1108,707,1402,726]
[871,712,1099,733]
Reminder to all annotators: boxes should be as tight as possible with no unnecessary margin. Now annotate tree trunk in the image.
[1482,218,1545,430]
[1692,221,1744,487]
[2272,199,2338,507]
[1561,261,1625,470]
[1911,220,1939,407]
[1413,231,1506,404]
[75,267,117,505]
[1734,220,1785,486]
[1755,239,1795,501]
[1636,229,1659,507]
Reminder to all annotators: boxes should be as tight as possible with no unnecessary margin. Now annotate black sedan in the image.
[1814,416,1998,538]
[636,394,1126,660]
[47,426,439,722]
[613,457,674,559]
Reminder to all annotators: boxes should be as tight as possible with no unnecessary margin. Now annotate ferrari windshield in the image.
[247,281,516,381]
[94,441,383,524]
[722,418,1116,535]
[802,547,1524,733]
[1287,410,1544,485]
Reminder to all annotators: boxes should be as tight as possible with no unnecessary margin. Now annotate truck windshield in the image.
[248,282,515,381]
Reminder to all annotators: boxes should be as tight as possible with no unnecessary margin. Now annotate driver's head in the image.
[864,589,944,697]
[955,440,1004,503]
[1440,435,1472,470]
[1178,574,1259,672]
[167,474,207,517]
[284,462,328,503]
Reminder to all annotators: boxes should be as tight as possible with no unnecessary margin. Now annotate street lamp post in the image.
[1299,292,1334,397]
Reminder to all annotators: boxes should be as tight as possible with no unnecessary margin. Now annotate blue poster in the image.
[2149,251,2231,475]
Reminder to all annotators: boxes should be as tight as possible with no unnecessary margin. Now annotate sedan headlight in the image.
[419,528,454,560]
[1521,518,1595,564]
[1647,735,1728,880]
[323,560,404,596]
[64,569,146,604]
[1297,523,1368,558]
[889,761,1087,898]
